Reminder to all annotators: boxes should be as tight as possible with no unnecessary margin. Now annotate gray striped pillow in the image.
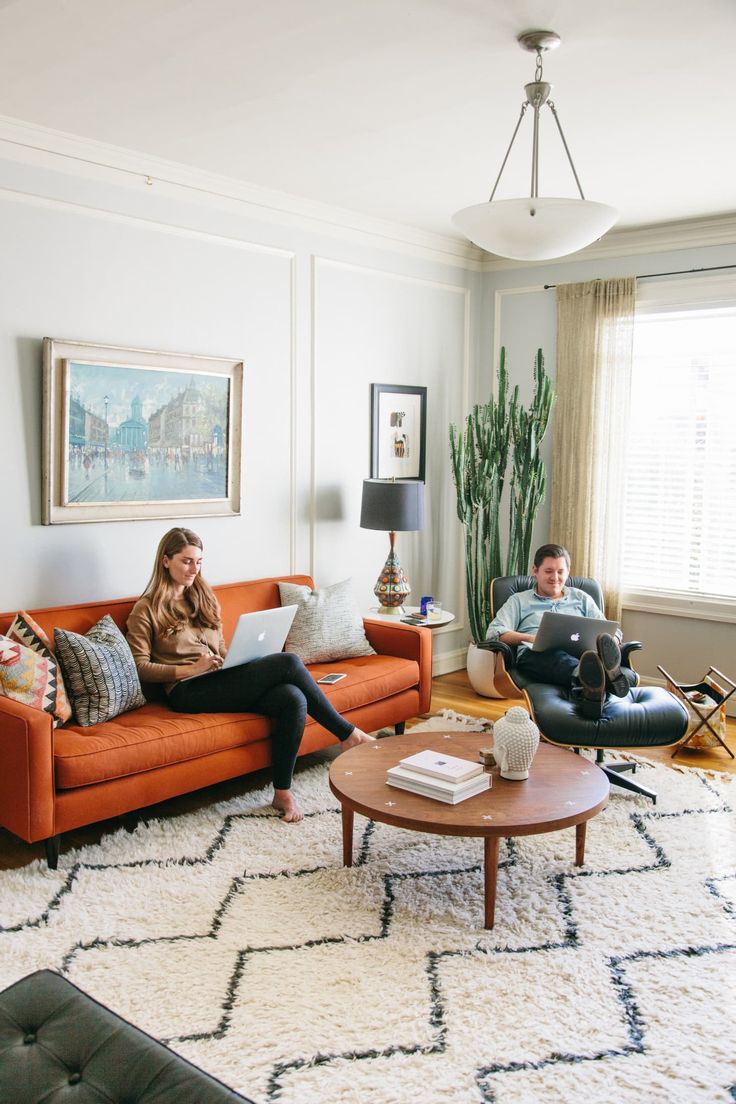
[54,614,145,727]
[278,579,375,664]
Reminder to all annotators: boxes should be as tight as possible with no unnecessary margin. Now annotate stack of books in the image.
[387,749,491,804]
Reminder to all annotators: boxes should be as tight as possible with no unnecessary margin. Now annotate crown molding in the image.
[0,113,483,270]
[479,213,736,272]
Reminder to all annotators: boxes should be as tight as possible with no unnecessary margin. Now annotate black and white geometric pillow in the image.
[54,614,146,727]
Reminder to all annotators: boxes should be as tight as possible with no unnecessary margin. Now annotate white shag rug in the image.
[1,710,735,1104]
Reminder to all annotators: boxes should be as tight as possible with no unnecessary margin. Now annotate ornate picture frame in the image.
[42,337,243,524]
[370,383,427,481]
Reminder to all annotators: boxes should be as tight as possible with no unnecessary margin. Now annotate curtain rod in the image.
[542,263,736,291]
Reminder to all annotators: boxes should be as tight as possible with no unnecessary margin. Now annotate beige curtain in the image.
[551,277,636,620]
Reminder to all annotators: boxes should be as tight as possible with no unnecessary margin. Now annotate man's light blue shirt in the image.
[486,587,605,654]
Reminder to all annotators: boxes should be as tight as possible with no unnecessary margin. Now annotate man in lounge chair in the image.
[485,543,636,718]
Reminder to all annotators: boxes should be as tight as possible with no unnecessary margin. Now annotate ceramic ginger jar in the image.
[493,706,540,780]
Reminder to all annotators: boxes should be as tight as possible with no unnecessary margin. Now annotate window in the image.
[622,275,736,604]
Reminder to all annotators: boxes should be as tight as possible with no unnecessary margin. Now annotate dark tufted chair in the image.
[0,969,254,1103]
[479,575,689,803]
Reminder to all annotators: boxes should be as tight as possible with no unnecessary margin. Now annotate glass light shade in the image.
[452,197,619,261]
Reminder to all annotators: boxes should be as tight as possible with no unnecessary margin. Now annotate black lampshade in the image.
[360,479,425,532]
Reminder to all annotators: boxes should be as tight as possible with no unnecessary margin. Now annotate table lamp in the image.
[360,478,425,614]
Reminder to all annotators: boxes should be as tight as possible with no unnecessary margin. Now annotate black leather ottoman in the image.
[527,682,689,749]
[0,970,254,1103]
[524,682,689,802]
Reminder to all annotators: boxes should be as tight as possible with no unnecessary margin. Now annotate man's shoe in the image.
[576,651,606,719]
[596,633,629,697]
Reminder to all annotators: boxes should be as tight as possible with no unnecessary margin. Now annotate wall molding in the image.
[481,213,736,272]
[2,115,732,274]
[492,284,546,386]
[0,181,301,572]
[0,114,480,270]
[311,255,470,636]
[0,183,298,259]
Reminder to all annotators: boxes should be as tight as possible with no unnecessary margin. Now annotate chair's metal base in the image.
[597,751,657,804]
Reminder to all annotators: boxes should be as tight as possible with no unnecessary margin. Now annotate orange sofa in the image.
[0,575,432,868]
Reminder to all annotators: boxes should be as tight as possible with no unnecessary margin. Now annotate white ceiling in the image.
[0,0,733,244]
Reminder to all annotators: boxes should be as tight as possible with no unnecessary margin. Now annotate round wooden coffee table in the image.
[328,731,609,928]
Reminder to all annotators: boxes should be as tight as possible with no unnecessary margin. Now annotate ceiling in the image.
[0,0,733,245]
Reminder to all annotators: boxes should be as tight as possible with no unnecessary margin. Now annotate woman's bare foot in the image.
[339,727,377,752]
[272,788,304,823]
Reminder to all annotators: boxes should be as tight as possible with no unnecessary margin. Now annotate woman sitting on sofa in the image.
[126,527,375,823]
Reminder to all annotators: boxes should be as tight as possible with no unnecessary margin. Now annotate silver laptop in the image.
[185,605,298,679]
[531,611,620,657]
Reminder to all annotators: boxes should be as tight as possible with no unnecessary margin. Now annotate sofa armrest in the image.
[363,619,433,714]
[0,697,56,844]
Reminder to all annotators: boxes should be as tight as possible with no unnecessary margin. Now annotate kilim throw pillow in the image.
[0,635,59,725]
[278,578,375,665]
[54,614,145,727]
[8,611,73,725]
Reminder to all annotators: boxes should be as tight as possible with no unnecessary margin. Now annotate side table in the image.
[658,664,735,758]
[365,605,455,628]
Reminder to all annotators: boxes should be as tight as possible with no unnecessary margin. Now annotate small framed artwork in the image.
[42,337,244,524]
[370,383,427,481]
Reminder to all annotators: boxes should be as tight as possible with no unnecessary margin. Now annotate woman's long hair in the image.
[143,527,221,637]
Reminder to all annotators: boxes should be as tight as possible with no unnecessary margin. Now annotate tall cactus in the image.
[449,349,518,644]
[449,347,554,643]
[506,349,555,576]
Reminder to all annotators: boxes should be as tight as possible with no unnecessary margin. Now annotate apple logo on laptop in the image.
[258,631,266,642]
[570,632,580,642]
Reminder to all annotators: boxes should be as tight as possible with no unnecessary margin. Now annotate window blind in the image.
[622,277,736,601]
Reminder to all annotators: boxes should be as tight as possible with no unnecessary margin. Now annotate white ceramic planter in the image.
[466,642,505,698]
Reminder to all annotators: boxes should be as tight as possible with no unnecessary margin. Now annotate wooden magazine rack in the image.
[658,664,735,758]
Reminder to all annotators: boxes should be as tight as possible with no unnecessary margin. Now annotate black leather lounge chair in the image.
[479,575,689,803]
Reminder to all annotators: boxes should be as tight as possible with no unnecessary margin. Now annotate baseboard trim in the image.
[432,648,467,677]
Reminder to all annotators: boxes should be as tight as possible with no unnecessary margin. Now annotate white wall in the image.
[2,135,734,696]
[488,238,736,708]
[0,152,477,673]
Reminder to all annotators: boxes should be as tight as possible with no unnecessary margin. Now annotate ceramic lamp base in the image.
[374,548,411,611]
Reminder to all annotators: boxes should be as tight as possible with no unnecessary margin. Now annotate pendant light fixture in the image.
[452,30,618,261]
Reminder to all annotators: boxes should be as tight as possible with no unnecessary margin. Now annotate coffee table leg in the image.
[575,821,587,866]
[484,836,500,929]
[341,804,354,868]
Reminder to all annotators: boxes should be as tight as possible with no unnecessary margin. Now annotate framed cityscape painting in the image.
[370,383,427,481]
[42,338,243,524]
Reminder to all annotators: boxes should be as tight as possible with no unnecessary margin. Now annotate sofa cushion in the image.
[0,635,60,726]
[53,703,271,789]
[54,615,146,727]
[53,655,419,789]
[278,578,375,664]
[7,611,73,725]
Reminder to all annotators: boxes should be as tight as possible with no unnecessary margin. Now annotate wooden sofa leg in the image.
[44,835,61,870]
[395,722,405,735]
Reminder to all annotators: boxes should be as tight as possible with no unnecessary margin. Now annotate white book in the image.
[387,764,485,795]
[387,768,490,804]
[399,748,483,784]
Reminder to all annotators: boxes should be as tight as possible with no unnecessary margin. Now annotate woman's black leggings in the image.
[167,652,354,789]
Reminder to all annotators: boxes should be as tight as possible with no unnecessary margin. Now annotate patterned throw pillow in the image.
[54,614,145,727]
[0,635,60,725]
[8,611,73,725]
[278,578,376,665]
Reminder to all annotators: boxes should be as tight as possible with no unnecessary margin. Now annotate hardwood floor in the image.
[429,668,736,775]
[1,669,733,872]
